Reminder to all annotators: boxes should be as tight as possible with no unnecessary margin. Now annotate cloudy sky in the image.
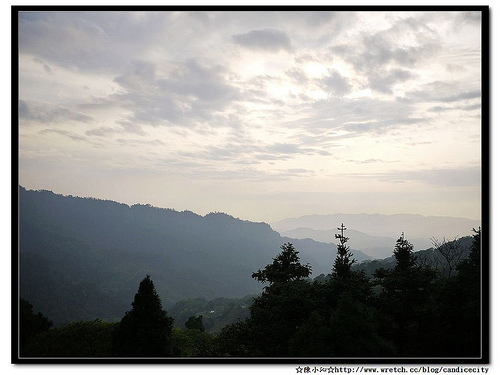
[17,10,483,223]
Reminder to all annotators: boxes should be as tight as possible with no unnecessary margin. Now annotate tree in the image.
[112,275,174,357]
[430,227,482,357]
[252,242,312,285]
[25,320,118,357]
[431,236,467,278]
[19,299,52,356]
[374,234,437,356]
[242,243,315,356]
[185,315,205,332]
[216,320,259,356]
[332,223,355,278]
[393,232,416,271]
[323,223,371,319]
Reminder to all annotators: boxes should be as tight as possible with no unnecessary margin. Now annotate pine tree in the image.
[393,232,416,272]
[332,223,355,278]
[252,242,312,285]
[374,234,437,356]
[246,243,314,356]
[112,275,174,357]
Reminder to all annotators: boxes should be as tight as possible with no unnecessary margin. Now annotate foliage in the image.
[169,295,253,334]
[24,319,118,357]
[20,186,349,326]
[185,315,205,332]
[171,328,216,357]
[252,242,312,284]
[19,299,53,356]
[427,228,482,357]
[373,234,438,356]
[112,275,174,357]
[215,320,259,356]
[247,279,316,356]
[18,193,483,359]
[431,236,468,278]
[332,223,356,278]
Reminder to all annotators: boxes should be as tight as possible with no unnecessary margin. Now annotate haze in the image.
[18,10,482,223]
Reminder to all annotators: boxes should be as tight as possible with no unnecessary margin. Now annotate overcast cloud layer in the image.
[18,10,482,222]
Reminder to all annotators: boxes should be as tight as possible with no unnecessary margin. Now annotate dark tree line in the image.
[217,225,482,357]
[19,226,482,358]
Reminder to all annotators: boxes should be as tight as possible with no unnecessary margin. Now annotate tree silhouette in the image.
[431,227,482,357]
[431,236,467,278]
[112,275,174,357]
[393,233,416,272]
[242,243,315,355]
[24,319,118,357]
[374,234,437,356]
[252,242,312,285]
[332,223,355,278]
[185,315,205,332]
[19,299,52,356]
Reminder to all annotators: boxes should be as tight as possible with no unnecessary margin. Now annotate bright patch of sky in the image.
[18,10,483,222]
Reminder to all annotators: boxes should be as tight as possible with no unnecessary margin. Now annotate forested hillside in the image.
[19,228,483,359]
[19,186,369,326]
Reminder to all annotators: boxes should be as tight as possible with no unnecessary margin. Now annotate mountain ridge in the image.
[18,186,369,326]
[280,227,434,259]
[271,212,480,239]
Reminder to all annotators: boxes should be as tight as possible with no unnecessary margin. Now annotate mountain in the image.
[271,213,480,241]
[352,235,474,277]
[280,227,433,259]
[18,186,370,326]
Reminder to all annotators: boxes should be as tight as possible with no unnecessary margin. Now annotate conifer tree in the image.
[252,242,312,285]
[374,234,436,356]
[393,233,416,272]
[246,243,314,355]
[112,275,174,357]
[332,223,355,278]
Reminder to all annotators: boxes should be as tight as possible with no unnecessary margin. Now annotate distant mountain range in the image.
[271,213,480,257]
[18,187,369,326]
[279,227,433,259]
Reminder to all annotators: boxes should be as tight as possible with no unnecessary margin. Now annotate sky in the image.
[17,9,483,223]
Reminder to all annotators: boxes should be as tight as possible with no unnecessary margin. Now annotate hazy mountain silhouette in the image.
[19,186,370,326]
[280,227,433,259]
[271,213,480,240]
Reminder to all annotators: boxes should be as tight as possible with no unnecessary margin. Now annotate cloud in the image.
[19,100,94,124]
[370,68,415,94]
[427,103,481,113]
[112,59,241,129]
[116,138,165,147]
[17,11,482,222]
[438,90,481,103]
[232,28,292,51]
[19,12,176,72]
[328,15,442,95]
[284,95,427,140]
[157,59,240,104]
[85,126,119,137]
[351,166,481,187]
[178,140,332,165]
[345,158,398,164]
[343,116,426,135]
[408,82,481,104]
[283,168,315,174]
[38,128,87,142]
[115,120,147,136]
[318,69,351,96]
